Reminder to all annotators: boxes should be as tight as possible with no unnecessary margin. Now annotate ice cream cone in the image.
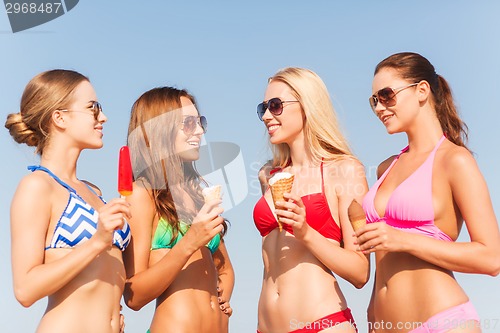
[348,199,366,232]
[202,185,222,203]
[269,172,294,231]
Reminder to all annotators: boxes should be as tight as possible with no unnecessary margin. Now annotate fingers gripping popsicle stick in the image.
[348,199,366,232]
[118,146,133,197]
[268,172,294,231]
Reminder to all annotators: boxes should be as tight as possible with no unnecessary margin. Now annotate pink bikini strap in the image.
[433,135,446,153]
[399,134,446,157]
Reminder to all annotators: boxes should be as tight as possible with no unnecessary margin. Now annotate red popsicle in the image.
[118,146,133,196]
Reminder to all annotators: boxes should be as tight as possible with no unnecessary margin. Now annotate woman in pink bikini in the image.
[358,52,500,333]
[253,67,369,333]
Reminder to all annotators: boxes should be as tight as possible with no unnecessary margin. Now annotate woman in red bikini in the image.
[357,52,500,333]
[253,67,369,333]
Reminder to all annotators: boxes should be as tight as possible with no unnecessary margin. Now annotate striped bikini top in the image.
[28,165,131,251]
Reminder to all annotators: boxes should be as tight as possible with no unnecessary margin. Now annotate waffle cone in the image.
[350,218,366,232]
[202,185,222,203]
[270,175,294,231]
[348,199,366,231]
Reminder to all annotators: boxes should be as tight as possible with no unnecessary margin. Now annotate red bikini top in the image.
[252,162,342,242]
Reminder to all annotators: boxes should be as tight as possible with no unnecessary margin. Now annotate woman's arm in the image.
[314,158,370,287]
[367,274,376,333]
[408,149,499,274]
[357,148,500,276]
[214,238,234,333]
[213,240,234,316]
[11,173,129,307]
[123,183,226,310]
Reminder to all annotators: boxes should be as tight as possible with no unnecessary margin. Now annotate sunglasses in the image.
[59,101,103,120]
[257,97,299,121]
[181,115,207,135]
[369,83,418,113]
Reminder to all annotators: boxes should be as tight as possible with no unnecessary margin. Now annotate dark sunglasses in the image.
[369,83,418,113]
[257,97,299,121]
[59,101,103,121]
[182,115,207,135]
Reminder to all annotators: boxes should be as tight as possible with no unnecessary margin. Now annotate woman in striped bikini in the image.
[5,69,131,333]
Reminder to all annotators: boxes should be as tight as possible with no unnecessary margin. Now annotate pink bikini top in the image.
[362,135,452,242]
[253,162,342,242]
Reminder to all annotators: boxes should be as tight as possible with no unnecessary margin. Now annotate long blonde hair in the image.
[268,67,353,168]
[5,69,89,155]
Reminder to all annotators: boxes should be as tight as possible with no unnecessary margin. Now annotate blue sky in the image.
[1,1,499,332]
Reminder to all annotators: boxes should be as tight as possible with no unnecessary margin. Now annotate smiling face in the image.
[261,80,304,146]
[371,68,420,134]
[61,80,107,149]
[174,96,204,161]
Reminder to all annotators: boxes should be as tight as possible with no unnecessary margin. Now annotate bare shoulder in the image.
[325,156,363,167]
[11,171,53,218]
[377,155,398,179]
[323,156,368,204]
[440,144,477,176]
[127,179,156,212]
[15,171,54,197]
[323,156,365,181]
[81,180,102,196]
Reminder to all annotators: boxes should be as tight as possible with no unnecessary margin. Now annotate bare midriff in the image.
[38,247,126,333]
[149,247,222,333]
[258,231,349,333]
[372,251,469,333]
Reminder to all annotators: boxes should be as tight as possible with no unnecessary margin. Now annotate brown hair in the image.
[375,52,468,148]
[127,87,226,244]
[4,69,89,155]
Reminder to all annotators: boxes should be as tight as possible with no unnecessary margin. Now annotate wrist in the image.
[177,237,197,257]
[297,222,312,243]
[397,230,413,253]
[88,236,110,255]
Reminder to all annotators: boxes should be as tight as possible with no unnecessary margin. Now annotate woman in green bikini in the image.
[122,87,234,333]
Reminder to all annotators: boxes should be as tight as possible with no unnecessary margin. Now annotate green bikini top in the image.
[151,217,221,254]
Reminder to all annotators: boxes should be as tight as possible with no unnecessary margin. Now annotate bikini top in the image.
[362,135,452,241]
[151,217,221,254]
[253,162,342,242]
[28,165,131,251]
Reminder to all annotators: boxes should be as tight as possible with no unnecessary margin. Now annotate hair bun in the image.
[4,112,39,147]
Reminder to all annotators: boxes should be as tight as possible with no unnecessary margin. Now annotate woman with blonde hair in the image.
[123,86,234,333]
[253,67,369,333]
[358,52,500,332]
[5,69,131,333]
